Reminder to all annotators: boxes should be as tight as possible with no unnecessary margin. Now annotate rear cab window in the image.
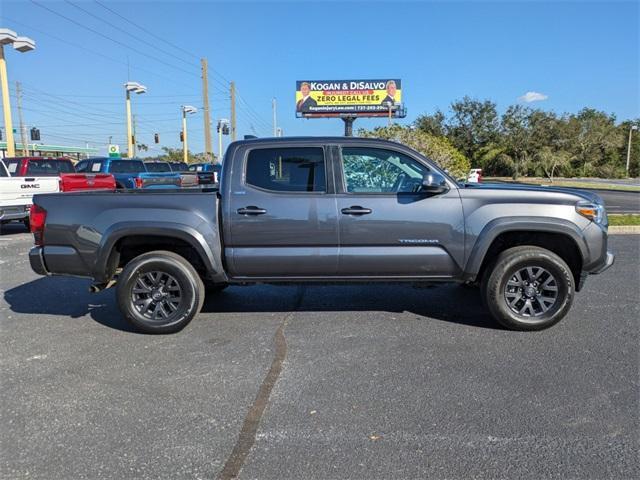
[26,159,75,176]
[245,147,326,193]
[145,163,171,172]
[108,160,144,173]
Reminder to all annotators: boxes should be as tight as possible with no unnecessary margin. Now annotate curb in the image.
[609,226,640,234]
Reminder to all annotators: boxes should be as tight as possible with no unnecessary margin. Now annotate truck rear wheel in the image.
[481,246,574,331]
[116,250,205,334]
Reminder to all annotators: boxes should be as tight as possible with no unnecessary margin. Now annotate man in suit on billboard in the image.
[380,80,398,106]
[296,82,317,112]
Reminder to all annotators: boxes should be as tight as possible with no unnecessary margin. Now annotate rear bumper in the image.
[29,246,48,276]
[0,204,29,221]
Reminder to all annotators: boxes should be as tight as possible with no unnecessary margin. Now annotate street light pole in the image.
[626,125,638,176]
[124,81,146,158]
[181,105,197,163]
[0,29,36,157]
[125,89,133,157]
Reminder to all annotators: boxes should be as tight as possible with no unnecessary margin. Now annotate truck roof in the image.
[230,136,404,146]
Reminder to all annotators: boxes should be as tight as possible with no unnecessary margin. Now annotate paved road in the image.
[1,227,638,479]
[594,189,640,214]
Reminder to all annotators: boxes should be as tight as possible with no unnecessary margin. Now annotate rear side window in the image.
[245,147,326,193]
[145,163,171,172]
[0,163,7,177]
[109,161,144,173]
[76,161,88,173]
[27,160,74,175]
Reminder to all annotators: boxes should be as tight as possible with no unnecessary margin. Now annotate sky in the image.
[1,0,639,157]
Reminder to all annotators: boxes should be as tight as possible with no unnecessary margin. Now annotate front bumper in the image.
[590,251,615,274]
[29,246,48,276]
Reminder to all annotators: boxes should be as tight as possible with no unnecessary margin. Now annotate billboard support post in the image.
[341,116,356,137]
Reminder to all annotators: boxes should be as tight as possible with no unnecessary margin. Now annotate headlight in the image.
[576,200,605,224]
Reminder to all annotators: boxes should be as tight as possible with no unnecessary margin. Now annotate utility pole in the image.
[272,97,277,137]
[230,81,236,141]
[132,113,137,157]
[16,81,28,155]
[201,58,213,161]
[626,125,638,176]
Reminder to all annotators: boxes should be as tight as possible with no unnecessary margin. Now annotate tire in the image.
[116,250,205,334]
[23,218,30,230]
[481,246,574,331]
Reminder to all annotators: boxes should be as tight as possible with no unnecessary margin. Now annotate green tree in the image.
[447,96,500,161]
[501,105,534,179]
[357,124,470,178]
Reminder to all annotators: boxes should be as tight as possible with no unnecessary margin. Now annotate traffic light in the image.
[222,124,230,135]
[154,133,159,144]
[30,127,40,141]
[180,131,184,142]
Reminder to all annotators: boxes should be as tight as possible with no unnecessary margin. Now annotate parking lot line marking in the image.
[218,286,305,480]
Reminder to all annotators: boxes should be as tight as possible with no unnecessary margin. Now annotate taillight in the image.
[30,204,47,246]
[135,177,144,188]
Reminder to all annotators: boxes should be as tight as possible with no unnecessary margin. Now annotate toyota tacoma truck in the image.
[27,137,614,333]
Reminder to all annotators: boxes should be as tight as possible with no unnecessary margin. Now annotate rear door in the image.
[334,144,465,277]
[224,143,339,277]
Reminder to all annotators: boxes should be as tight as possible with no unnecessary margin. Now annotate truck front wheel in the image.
[116,250,205,334]
[482,246,574,331]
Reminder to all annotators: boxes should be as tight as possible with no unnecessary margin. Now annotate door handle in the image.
[341,206,372,215]
[237,206,267,215]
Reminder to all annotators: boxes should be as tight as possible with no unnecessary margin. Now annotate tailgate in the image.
[60,173,116,192]
[140,173,181,188]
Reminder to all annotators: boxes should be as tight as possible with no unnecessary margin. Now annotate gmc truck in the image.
[28,137,614,333]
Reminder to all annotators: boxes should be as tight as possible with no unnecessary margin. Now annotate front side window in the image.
[341,147,429,194]
[245,147,326,193]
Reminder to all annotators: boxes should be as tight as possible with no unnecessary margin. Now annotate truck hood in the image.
[463,182,604,204]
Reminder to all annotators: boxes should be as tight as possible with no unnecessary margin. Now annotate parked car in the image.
[467,168,483,183]
[188,162,221,185]
[145,161,198,188]
[4,156,116,192]
[1,159,58,228]
[28,137,613,334]
[77,158,181,189]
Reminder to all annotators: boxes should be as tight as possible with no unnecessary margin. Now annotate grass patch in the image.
[484,177,640,192]
[608,214,640,226]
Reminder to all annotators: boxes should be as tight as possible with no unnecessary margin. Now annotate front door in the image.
[225,144,339,277]
[334,145,465,278]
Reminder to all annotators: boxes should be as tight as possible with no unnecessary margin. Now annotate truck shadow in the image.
[4,278,499,333]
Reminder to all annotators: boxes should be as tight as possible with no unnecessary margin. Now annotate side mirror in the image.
[421,172,449,194]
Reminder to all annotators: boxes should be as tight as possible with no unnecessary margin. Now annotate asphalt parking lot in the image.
[1,226,638,480]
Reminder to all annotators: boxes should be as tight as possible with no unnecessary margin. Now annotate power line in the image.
[93,0,200,62]
[3,16,198,90]
[65,0,200,70]
[30,0,201,79]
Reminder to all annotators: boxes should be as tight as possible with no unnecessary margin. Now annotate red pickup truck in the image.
[4,157,115,192]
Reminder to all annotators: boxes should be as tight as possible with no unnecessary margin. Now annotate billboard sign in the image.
[295,79,404,117]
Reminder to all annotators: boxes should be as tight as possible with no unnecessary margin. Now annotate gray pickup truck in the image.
[28,137,614,333]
